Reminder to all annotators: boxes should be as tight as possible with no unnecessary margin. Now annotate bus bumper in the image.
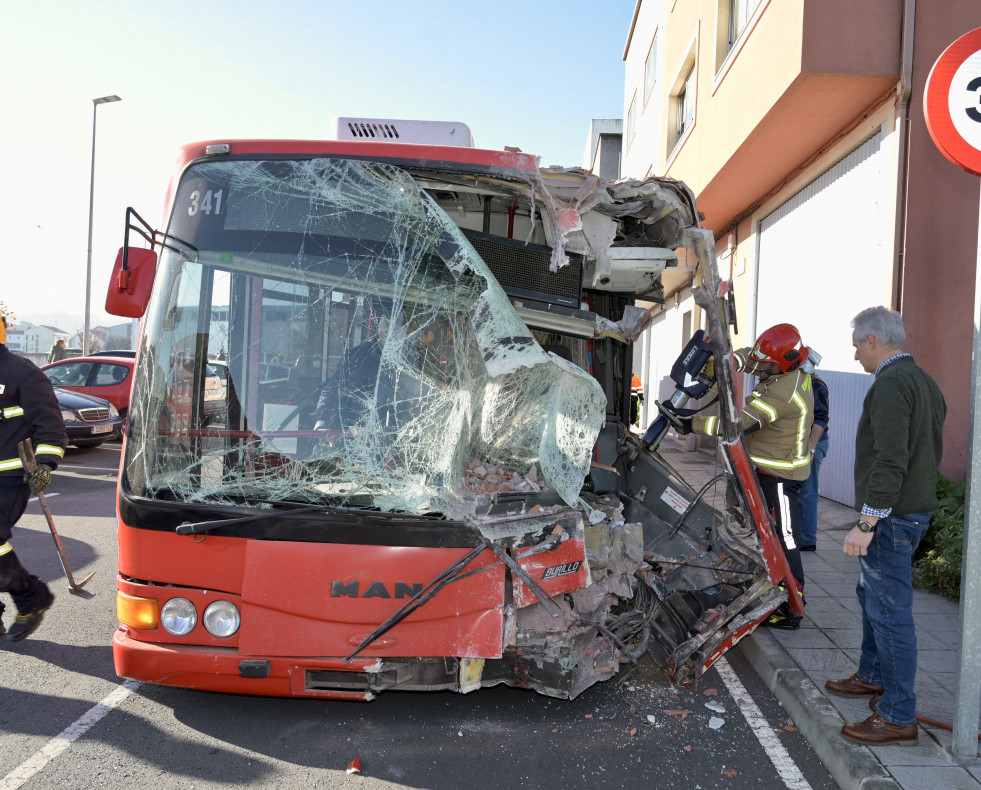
[112,630,485,699]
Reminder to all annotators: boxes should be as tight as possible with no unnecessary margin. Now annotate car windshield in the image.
[44,360,93,387]
[124,157,606,517]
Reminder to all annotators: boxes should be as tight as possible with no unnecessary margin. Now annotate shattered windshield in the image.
[124,158,606,518]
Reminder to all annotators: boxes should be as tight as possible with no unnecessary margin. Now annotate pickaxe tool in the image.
[17,439,95,595]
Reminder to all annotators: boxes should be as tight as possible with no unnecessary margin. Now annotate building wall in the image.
[5,329,26,353]
[663,0,900,234]
[897,0,980,479]
[661,0,805,186]
[582,119,623,178]
[622,0,668,177]
[619,0,977,484]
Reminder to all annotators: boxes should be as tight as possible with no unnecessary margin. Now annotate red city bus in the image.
[105,120,799,700]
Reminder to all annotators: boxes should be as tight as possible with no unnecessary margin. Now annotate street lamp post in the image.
[83,94,121,356]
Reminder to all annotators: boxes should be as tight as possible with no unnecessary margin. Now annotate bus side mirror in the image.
[105,247,157,317]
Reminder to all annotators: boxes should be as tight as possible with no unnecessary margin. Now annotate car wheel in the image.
[72,439,105,449]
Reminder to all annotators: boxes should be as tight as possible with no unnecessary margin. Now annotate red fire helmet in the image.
[749,323,810,373]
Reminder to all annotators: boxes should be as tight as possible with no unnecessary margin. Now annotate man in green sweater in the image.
[825,306,946,747]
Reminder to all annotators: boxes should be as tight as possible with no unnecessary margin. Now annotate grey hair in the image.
[851,306,905,350]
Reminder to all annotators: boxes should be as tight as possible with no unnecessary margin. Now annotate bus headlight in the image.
[160,597,197,635]
[203,600,240,638]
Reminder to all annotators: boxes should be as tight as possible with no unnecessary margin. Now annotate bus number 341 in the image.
[188,189,223,217]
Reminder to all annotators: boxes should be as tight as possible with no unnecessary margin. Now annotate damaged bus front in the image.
[107,125,795,699]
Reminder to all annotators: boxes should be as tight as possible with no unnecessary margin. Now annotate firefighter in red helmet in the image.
[676,323,814,629]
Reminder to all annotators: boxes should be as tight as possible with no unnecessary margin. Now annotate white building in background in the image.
[582,119,623,179]
[93,319,141,352]
[5,320,69,355]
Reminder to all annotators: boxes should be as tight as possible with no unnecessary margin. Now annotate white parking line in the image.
[47,471,118,482]
[715,656,813,790]
[0,680,141,790]
[27,493,58,503]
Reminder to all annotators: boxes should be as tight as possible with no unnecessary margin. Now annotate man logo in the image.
[331,580,423,599]
[542,561,581,580]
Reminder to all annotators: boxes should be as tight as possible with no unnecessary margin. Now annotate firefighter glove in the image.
[25,464,53,494]
[675,417,693,435]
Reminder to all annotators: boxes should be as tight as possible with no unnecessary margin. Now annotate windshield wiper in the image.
[343,532,565,663]
[176,501,338,535]
[344,543,488,663]
[175,496,446,535]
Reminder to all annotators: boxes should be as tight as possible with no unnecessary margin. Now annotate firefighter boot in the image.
[6,586,54,642]
[762,585,805,630]
[5,569,55,643]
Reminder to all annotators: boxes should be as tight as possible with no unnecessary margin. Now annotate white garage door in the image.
[756,128,894,506]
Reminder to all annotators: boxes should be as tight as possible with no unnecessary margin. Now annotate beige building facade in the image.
[621,0,978,496]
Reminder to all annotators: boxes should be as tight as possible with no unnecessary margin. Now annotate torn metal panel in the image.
[533,168,695,287]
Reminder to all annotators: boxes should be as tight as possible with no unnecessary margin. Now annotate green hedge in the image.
[912,475,966,599]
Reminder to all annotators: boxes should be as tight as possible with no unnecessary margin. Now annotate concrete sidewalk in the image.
[663,446,981,790]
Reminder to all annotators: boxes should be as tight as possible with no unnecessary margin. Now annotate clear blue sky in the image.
[0,0,635,330]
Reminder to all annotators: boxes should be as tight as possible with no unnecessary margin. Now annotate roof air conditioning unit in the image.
[333,118,474,148]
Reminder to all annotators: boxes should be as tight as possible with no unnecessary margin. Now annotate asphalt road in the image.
[0,443,838,789]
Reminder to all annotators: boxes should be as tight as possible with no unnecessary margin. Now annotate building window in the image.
[716,0,764,73]
[626,92,637,149]
[667,31,698,160]
[674,66,696,143]
[644,34,659,103]
[728,0,761,50]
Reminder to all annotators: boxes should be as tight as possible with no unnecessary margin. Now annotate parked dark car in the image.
[89,350,136,358]
[55,387,123,448]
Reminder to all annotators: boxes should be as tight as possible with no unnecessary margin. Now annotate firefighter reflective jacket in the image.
[0,343,67,482]
[692,348,814,481]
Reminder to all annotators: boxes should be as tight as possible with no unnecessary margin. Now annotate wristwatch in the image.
[857,520,877,533]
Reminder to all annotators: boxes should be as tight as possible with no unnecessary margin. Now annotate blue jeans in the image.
[856,511,931,726]
[796,434,828,546]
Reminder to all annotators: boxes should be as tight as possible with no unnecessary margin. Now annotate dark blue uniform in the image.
[0,342,68,628]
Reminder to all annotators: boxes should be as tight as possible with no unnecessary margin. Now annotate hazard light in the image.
[117,591,157,630]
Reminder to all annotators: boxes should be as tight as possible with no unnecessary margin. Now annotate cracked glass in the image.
[124,158,606,518]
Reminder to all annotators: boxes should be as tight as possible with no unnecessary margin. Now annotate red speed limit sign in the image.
[924,28,981,176]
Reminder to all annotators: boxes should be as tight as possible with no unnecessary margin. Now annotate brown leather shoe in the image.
[825,673,885,697]
[842,713,917,746]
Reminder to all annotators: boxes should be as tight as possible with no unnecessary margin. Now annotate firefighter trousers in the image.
[0,484,53,617]
[756,471,805,590]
